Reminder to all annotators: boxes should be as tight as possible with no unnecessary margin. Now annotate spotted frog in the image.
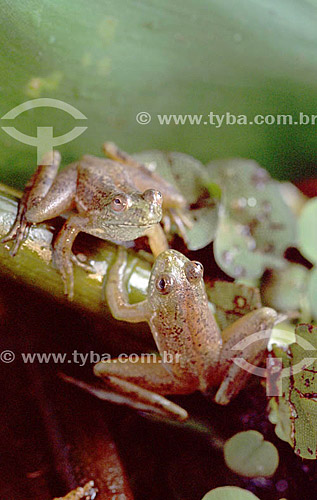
[1,150,164,298]
[72,248,278,420]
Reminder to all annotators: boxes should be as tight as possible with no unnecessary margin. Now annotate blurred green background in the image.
[0,0,316,189]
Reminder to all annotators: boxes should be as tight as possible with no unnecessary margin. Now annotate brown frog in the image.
[2,143,191,298]
[65,248,278,421]
[1,150,164,298]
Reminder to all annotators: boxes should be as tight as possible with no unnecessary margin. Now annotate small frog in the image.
[70,248,278,421]
[1,150,164,298]
[53,481,97,500]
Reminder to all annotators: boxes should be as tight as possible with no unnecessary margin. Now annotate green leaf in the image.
[279,182,307,216]
[261,263,309,314]
[223,430,279,477]
[271,324,317,459]
[268,397,292,445]
[207,281,261,330]
[133,150,218,250]
[298,197,317,265]
[205,181,222,201]
[202,486,260,500]
[308,267,317,321]
[184,205,218,251]
[1,1,317,186]
[206,159,296,279]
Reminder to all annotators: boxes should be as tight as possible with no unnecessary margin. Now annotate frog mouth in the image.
[108,221,158,228]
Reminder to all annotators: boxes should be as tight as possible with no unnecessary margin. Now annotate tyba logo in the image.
[1,98,87,164]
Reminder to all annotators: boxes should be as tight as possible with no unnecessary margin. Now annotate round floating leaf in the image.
[202,486,260,500]
[261,263,309,313]
[207,159,296,279]
[298,197,317,266]
[224,430,279,477]
[308,267,317,321]
[207,280,262,330]
[185,205,218,251]
[133,150,218,250]
[279,182,307,216]
[214,210,286,279]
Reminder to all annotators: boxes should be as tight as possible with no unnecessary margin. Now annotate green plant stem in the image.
[0,183,152,321]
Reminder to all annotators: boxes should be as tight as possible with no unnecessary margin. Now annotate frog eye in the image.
[111,194,131,212]
[155,274,174,295]
[143,189,163,206]
[185,261,204,282]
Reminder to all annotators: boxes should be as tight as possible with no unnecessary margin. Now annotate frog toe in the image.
[71,253,96,273]
[1,218,31,256]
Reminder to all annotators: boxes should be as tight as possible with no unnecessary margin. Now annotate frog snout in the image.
[143,189,163,206]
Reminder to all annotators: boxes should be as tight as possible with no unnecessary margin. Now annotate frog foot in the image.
[163,208,193,244]
[52,249,74,299]
[71,253,96,273]
[1,211,31,256]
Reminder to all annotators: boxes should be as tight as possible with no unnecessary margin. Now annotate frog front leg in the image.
[144,224,169,257]
[214,307,278,404]
[53,214,90,299]
[105,246,149,322]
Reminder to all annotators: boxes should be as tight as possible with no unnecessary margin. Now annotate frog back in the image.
[76,156,135,211]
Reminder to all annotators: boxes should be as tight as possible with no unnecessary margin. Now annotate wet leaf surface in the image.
[270,324,317,460]
[261,264,309,314]
[298,197,317,266]
[202,486,260,500]
[206,159,296,279]
[308,267,317,321]
[207,281,261,330]
[224,430,279,478]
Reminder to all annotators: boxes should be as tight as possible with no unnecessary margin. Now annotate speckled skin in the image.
[1,151,164,298]
[93,248,278,420]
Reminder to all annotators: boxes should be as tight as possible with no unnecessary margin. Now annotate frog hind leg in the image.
[1,151,62,254]
[214,307,278,405]
[63,359,193,421]
[97,362,192,421]
[102,141,143,169]
[1,152,76,255]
